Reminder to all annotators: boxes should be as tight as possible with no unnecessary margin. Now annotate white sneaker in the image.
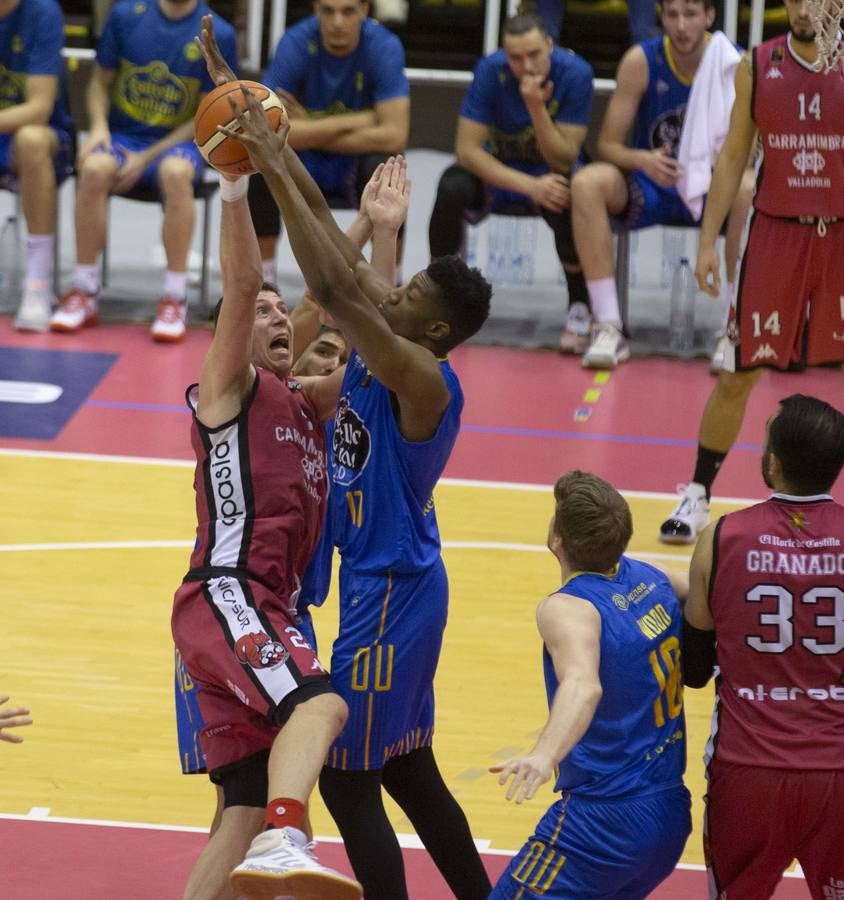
[230,827,363,900]
[559,302,592,355]
[150,297,186,343]
[709,332,731,374]
[659,483,710,544]
[582,323,630,369]
[50,288,99,332]
[14,281,54,332]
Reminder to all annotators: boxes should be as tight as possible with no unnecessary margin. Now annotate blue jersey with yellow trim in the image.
[264,16,408,197]
[631,35,693,157]
[0,0,73,133]
[327,349,462,575]
[97,0,237,141]
[547,555,687,798]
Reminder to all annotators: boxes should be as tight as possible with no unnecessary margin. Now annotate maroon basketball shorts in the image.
[172,573,331,773]
[728,214,844,371]
[704,759,844,899]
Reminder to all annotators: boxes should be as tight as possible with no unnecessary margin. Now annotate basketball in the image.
[194,81,287,176]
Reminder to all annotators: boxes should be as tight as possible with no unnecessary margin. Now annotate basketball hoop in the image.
[808,0,844,72]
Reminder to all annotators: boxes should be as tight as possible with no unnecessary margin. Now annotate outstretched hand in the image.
[0,695,32,744]
[489,750,554,804]
[366,156,411,232]
[195,14,237,86]
[217,85,290,175]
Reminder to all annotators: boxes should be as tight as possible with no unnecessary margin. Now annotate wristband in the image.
[220,175,249,202]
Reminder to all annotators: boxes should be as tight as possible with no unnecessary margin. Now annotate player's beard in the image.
[791,25,816,42]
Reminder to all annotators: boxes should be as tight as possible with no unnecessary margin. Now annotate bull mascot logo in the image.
[235,631,289,669]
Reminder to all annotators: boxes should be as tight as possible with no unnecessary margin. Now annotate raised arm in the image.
[490,593,603,803]
[196,174,264,427]
[220,89,448,426]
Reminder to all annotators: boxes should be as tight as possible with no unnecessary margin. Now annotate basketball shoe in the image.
[50,288,99,332]
[559,302,592,355]
[659,482,710,544]
[230,827,363,900]
[582,323,630,369]
[150,297,186,343]
[14,280,54,332]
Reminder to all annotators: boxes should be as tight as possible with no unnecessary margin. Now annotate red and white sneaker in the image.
[49,288,99,333]
[150,297,186,343]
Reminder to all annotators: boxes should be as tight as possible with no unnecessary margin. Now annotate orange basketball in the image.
[194,81,287,176]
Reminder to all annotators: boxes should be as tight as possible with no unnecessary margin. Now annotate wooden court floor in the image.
[3,319,836,896]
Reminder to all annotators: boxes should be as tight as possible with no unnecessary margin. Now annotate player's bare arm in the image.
[695,59,758,295]
[223,90,449,434]
[599,46,678,186]
[197,171,264,427]
[79,66,115,164]
[521,79,587,173]
[0,73,56,134]
[324,96,410,155]
[456,117,570,213]
[491,594,603,804]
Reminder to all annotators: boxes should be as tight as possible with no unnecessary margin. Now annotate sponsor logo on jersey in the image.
[235,631,290,669]
[649,108,685,158]
[750,343,778,363]
[736,683,844,702]
[765,66,784,79]
[758,534,840,548]
[612,592,629,611]
[612,581,656,612]
[331,395,372,486]
[790,511,808,530]
[792,149,826,176]
[770,45,785,62]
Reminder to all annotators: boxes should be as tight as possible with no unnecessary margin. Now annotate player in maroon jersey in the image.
[683,393,844,899]
[659,0,844,545]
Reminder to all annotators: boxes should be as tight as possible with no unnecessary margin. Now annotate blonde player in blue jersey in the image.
[490,471,691,899]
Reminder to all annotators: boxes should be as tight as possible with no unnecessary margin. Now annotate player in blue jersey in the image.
[429,13,594,355]
[490,471,691,899]
[247,0,410,284]
[217,81,493,899]
[0,0,75,333]
[48,0,237,343]
[570,0,752,368]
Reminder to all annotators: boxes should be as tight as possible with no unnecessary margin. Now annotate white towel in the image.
[677,32,742,220]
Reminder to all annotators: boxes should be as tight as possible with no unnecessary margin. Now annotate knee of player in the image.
[12,124,54,160]
[715,368,762,398]
[279,683,348,733]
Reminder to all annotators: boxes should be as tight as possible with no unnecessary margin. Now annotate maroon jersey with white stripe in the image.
[186,369,327,599]
[752,34,844,218]
[707,494,844,770]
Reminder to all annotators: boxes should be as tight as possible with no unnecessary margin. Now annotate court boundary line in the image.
[0,812,808,879]
[0,447,766,506]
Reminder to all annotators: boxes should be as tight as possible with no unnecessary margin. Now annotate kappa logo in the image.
[234,631,289,669]
[750,343,778,363]
[765,67,783,78]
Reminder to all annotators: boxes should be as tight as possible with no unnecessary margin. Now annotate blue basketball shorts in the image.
[490,784,692,899]
[621,171,700,231]
[0,126,74,183]
[326,560,449,772]
[90,134,204,189]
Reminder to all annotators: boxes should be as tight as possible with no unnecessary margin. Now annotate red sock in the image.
[264,797,305,831]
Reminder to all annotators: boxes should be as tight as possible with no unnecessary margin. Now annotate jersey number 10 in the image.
[649,635,684,727]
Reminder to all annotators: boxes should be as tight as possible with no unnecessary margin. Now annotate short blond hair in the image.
[552,471,633,572]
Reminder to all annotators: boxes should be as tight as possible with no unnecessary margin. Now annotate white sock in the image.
[74,263,99,295]
[163,270,188,301]
[262,258,278,285]
[586,277,621,326]
[25,234,53,286]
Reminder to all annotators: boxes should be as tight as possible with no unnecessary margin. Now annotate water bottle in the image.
[669,257,696,356]
[0,213,21,307]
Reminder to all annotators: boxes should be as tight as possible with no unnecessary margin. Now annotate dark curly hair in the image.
[425,256,492,352]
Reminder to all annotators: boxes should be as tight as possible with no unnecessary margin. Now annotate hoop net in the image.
[808,0,844,72]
